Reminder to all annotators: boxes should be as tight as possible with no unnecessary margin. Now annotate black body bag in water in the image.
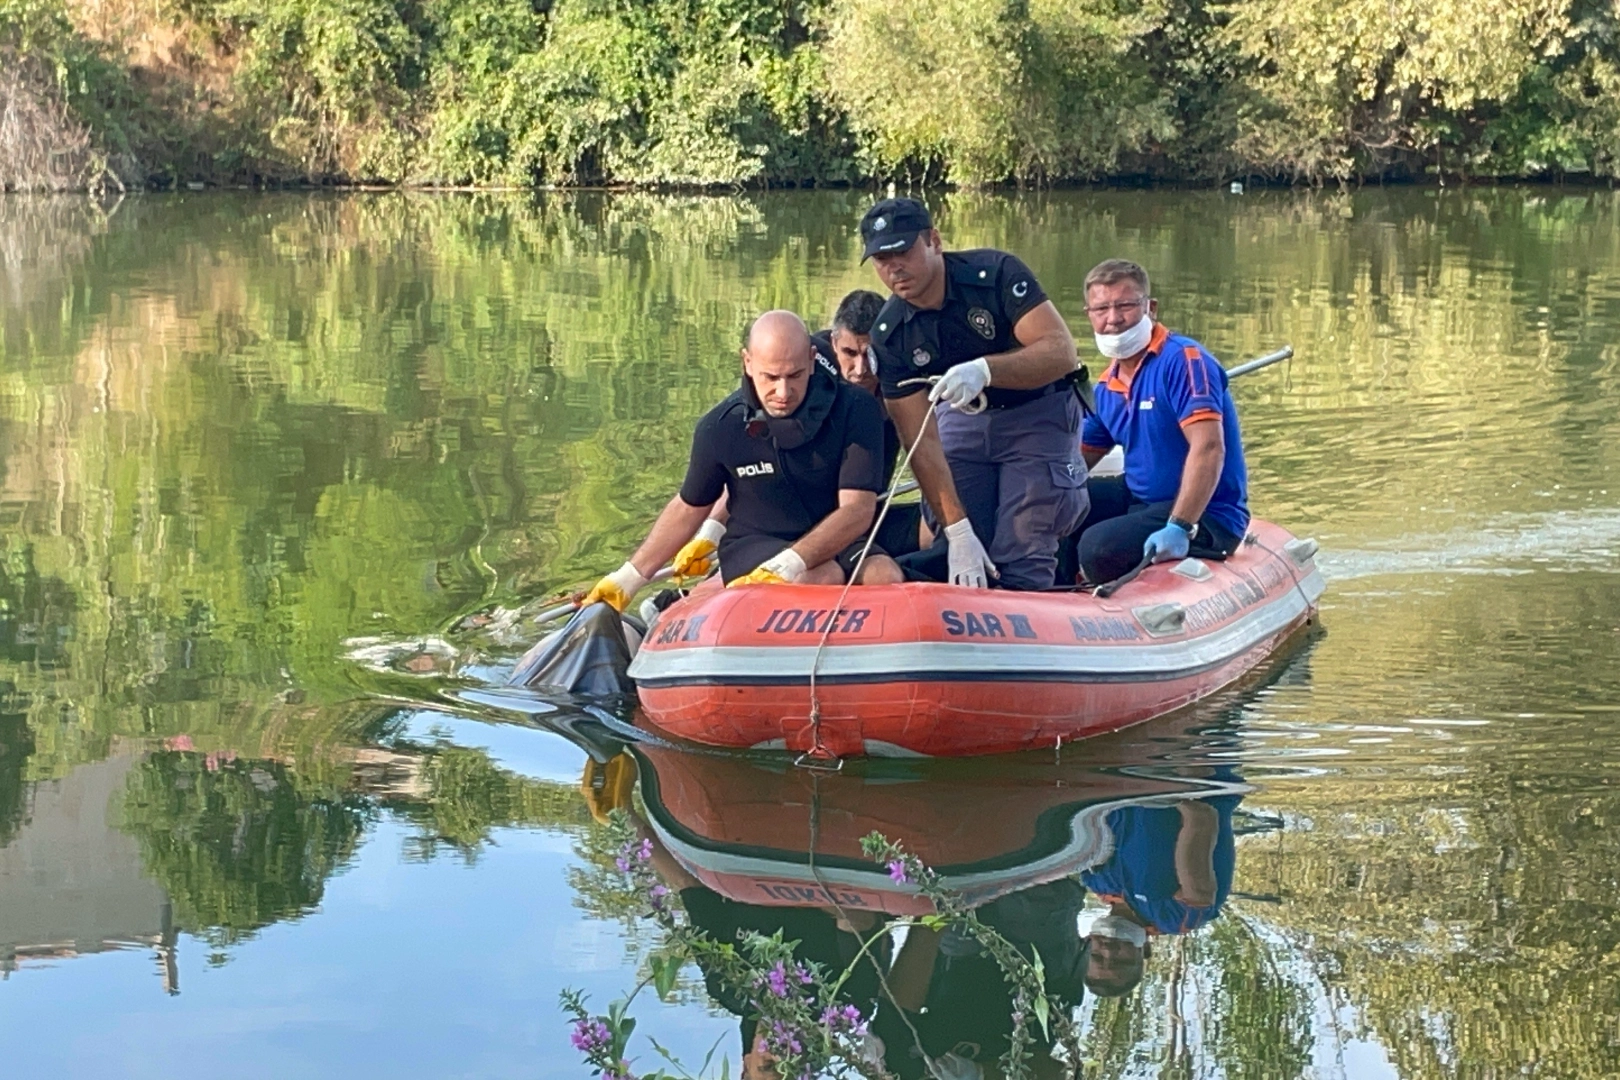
[508,602,644,696]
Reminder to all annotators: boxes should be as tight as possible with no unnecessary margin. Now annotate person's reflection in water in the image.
[874,879,1088,1080]
[1079,778,1241,998]
[630,813,891,1080]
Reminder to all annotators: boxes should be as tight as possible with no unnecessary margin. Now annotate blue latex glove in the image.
[1144,521,1191,563]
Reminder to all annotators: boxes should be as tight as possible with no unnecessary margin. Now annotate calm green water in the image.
[1,188,1618,1078]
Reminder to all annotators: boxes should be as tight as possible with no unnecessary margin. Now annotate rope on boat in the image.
[796,377,979,769]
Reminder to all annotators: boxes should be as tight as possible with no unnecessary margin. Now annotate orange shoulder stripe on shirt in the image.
[1182,345,1212,399]
[1179,409,1222,428]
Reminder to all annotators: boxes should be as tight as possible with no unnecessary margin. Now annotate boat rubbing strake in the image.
[627,519,1323,757]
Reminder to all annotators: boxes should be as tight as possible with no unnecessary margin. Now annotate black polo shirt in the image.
[812,328,902,481]
[870,249,1053,409]
[678,373,887,547]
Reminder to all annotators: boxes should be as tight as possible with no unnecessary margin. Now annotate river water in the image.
[0,188,1617,1079]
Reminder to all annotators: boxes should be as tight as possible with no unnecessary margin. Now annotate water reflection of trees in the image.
[115,751,371,945]
[0,702,33,848]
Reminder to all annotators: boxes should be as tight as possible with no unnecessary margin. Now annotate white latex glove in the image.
[760,547,808,583]
[944,518,997,588]
[928,357,991,410]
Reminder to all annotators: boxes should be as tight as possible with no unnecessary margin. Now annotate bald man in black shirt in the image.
[584,311,903,611]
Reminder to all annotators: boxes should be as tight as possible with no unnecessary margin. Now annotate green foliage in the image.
[14,0,1620,183]
[825,0,1172,185]
[1219,0,1620,180]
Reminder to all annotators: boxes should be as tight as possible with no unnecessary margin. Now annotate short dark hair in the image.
[1084,259,1150,297]
[832,290,884,336]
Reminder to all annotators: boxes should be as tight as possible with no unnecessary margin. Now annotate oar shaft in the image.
[1224,345,1294,379]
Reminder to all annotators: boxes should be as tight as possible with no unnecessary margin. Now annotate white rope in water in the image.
[798,378,982,766]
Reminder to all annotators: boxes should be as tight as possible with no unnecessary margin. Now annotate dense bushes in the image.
[7,0,1620,188]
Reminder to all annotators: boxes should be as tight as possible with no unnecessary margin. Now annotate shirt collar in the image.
[1101,322,1170,392]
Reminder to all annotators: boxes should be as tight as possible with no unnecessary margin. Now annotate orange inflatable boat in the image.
[631,725,1253,915]
[626,519,1323,757]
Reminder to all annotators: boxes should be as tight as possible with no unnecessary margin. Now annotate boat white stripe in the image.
[629,568,1323,682]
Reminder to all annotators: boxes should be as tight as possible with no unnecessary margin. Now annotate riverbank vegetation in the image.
[5,0,1620,191]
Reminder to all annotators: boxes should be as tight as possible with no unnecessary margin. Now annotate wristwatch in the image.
[1168,515,1199,540]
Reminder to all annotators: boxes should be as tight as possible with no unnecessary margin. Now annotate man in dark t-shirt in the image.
[584,311,903,611]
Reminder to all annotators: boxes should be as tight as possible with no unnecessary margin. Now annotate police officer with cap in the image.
[583,311,904,612]
[861,198,1088,590]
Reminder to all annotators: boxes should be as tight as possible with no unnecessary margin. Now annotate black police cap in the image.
[859,198,933,261]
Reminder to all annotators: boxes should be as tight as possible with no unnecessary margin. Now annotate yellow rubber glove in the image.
[672,518,726,582]
[582,562,649,613]
[728,566,786,588]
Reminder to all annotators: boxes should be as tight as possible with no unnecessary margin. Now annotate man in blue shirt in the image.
[1075,259,1250,584]
[1080,787,1240,997]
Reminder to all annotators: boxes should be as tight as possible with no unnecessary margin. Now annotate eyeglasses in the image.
[1084,299,1147,317]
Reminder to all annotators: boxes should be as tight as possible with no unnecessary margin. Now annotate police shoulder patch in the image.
[967,307,995,340]
[912,347,932,368]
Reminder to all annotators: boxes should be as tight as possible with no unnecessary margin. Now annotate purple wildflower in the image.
[636,838,653,861]
[821,1003,868,1036]
[887,859,910,884]
[570,1018,611,1053]
[614,855,631,873]
[766,1019,804,1056]
[765,960,790,998]
[648,884,669,909]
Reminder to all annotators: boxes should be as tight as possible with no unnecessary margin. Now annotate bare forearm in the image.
[792,497,875,569]
[985,331,1078,389]
[1171,432,1224,524]
[988,302,1079,390]
[1173,801,1220,906]
[629,496,713,576]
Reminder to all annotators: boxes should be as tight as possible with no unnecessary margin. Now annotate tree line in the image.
[4,0,1620,191]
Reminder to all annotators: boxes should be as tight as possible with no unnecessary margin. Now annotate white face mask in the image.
[1093,314,1153,360]
[1089,914,1149,949]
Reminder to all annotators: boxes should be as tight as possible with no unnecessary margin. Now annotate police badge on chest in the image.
[967,307,995,340]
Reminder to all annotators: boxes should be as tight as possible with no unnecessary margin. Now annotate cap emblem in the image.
[872,216,888,232]
[967,307,995,340]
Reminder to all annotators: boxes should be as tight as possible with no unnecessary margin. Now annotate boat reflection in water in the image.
[615,703,1258,1080]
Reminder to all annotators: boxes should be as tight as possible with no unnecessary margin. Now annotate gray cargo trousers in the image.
[935,389,1090,591]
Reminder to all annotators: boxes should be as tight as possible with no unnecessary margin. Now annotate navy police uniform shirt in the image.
[678,371,887,547]
[870,249,1052,410]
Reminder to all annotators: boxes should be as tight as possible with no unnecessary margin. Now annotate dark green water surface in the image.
[1,189,1618,1078]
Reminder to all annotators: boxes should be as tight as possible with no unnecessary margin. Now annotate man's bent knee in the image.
[853,555,905,586]
[799,561,847,586]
